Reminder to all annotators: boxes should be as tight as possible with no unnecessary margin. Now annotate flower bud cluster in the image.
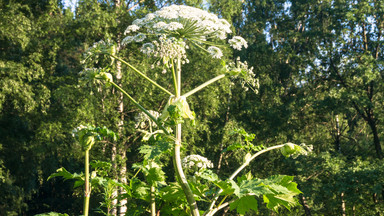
[82,39,115,65]
[281,143,313,158]
[79,68,113,84]
[227,58,259,92]
[182,154,214,170]
[72,125,97,151]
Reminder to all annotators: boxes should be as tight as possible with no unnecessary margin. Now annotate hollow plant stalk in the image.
[84,149,90,216]
[174,58,200,216]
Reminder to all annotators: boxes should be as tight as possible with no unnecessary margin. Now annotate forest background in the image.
[1,0,384,215]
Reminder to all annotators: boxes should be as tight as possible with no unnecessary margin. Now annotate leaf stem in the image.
[109,54,173,96]
[182,74,226,98]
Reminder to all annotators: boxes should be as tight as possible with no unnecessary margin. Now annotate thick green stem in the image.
[110,54,173,96]
[110,81,169,135]
[171,59,179,96]
[150,185,156,216]
[206,144,285,214]
[182,74,226,98]
[174,58,200,216]
[84,150,90,216]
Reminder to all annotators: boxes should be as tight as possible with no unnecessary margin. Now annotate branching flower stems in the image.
[108,53,228,215]
[107,50,251,215]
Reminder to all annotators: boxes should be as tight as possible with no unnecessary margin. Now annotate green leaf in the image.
[230,196,258,215]
[161,182,186,203]
[189,181,209,201]
[238,180,274,196]
[147,166,166,185]
[198,169,219,182]
[139,141,173,160]
[216,180,240,196]
[263,193,299,212]
[35,212,69,216]
[47,167,83,181]
[225,143,243,152]
[131,178,149,200]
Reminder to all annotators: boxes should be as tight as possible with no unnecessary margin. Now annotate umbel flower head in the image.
[122,5,248,65]
[182,154,214,170]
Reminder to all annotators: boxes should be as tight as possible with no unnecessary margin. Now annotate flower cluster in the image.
[139,35,189,66]
[134,110,160,129]
[182,154,214,170]
[127,5,232,39]
[79,68,113,84]
[121,5,247,63]
[226,58,259,92]
[229,36,248,50]
[82,39,115,66]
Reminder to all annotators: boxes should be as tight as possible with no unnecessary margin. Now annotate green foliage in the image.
[2,0,384,215]
[47,167,84,188]
[230,196,258,215]
[35,213,69,216]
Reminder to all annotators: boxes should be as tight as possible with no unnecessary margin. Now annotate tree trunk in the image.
[367,118,383,159]
[111,144,118,215]
[300,194,312,216]
[335,115,341,153]
[116,42,127,216]
[341,192,346,216]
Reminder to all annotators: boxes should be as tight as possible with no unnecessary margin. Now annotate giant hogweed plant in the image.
[56,5,310,216]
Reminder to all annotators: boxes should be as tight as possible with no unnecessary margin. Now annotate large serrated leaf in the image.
[161,182,186,202]
[230,195,258,215]
[47,167,83,181]
[139,141,173,160]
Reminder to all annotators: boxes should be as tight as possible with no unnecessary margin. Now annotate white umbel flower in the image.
[166,22,184,31]
[229,36,248,50]
[124,24,140,35]
[140,43,155,55]
[134,33,146,42]
[182,154,214,170]
[207,46,223,59]
[122,5,248,65]
[121,36,135,46]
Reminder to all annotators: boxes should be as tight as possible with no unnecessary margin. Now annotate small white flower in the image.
[132,18,144,26]
[153,21,167,30]
[207,46,223,59]
[229,36,248,50]
[166,22,184,31]
[145,13,156,21]
[140,43,155,55]
[122,36,135,46]
[134,33,146,42]
[124,24,140,35]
